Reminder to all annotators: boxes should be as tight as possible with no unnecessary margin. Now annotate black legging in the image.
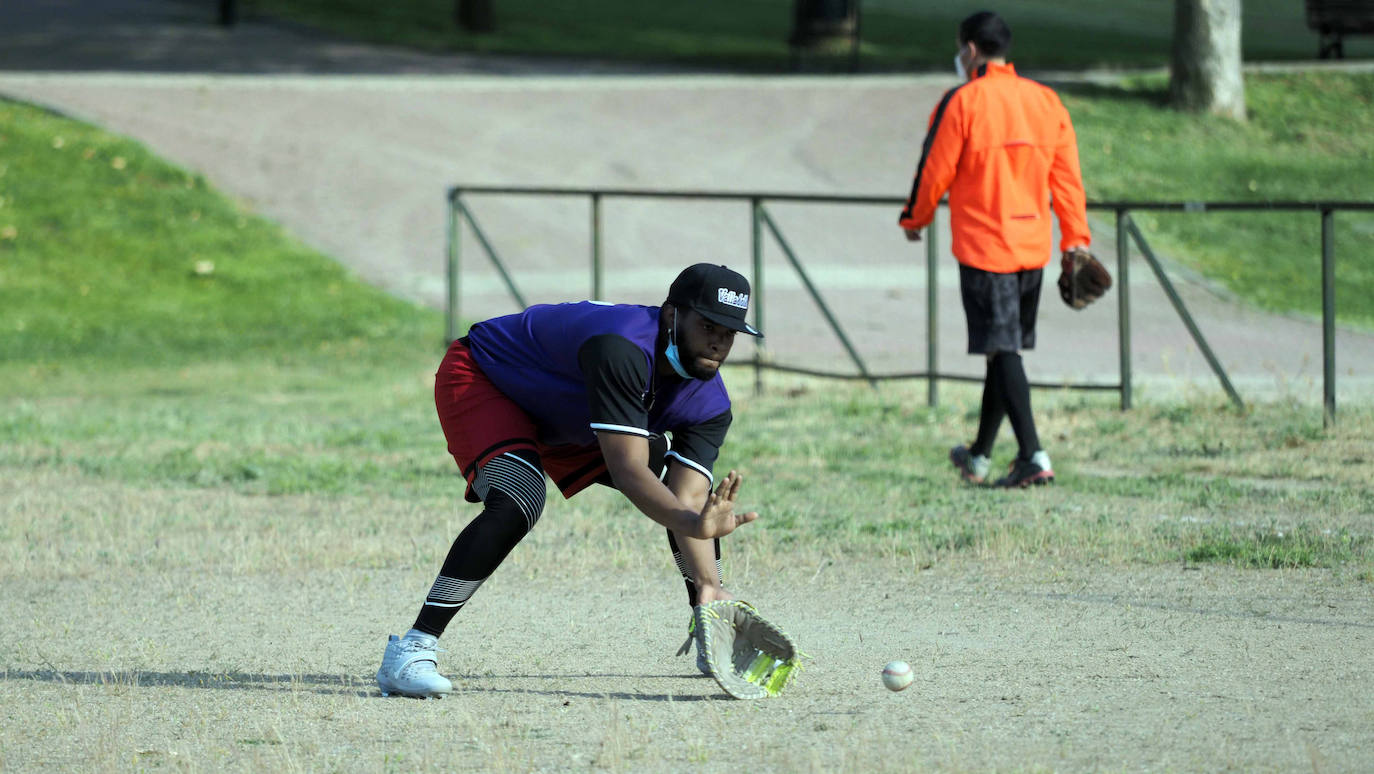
[972,351,1040,460]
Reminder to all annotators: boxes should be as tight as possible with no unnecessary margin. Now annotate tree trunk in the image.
[1169,0,1246,120]
[456,0,495,33]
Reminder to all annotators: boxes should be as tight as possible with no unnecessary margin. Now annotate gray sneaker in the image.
[949,444,991,484]
[376,634,453,698]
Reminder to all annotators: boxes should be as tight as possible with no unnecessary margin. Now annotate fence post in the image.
[926,216,939,408]
[1117,209,1132,410]
[752,197,765,395]
[591,193,603,301]
[1322,208,1336,427]
[446,190,461,344]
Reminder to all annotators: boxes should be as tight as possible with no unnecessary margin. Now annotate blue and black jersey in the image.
[466,301,732,481]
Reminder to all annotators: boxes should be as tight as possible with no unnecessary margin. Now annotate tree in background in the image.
[1170,0,1247,120]
[456,0,494,33]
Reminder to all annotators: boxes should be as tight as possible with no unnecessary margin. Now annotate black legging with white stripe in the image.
[410,442,721,639]
[411,450,547,638]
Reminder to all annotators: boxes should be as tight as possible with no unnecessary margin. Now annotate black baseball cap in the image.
[667,263,762,337]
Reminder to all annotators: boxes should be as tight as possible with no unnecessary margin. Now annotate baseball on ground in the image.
[882,660,913,691]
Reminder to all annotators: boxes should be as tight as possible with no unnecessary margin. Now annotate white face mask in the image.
[954,51,968,80]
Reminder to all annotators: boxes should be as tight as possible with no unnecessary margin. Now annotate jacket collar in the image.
[974,60,1016,79]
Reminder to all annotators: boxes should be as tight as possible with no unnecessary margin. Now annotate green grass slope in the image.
[1067,72,1374,326]
[0,99,439,373]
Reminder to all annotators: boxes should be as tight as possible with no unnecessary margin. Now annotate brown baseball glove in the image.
[1057,247,1113,309]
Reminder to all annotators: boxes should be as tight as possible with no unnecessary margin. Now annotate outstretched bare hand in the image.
[695,470,758,539]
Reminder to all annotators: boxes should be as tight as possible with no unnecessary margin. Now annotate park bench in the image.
[1305,0,1374,58]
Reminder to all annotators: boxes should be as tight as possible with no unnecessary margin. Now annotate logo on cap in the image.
[667,263,763,337]
[718,288,749,310]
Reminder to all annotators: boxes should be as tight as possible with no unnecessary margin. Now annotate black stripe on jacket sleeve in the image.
[900,84,966,222]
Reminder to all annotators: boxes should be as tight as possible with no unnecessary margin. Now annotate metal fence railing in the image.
[445,186,1373,425]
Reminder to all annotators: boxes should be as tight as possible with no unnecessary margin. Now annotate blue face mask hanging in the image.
[664,308,693,379]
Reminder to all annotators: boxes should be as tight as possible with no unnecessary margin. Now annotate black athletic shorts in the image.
[959,264,1043,354]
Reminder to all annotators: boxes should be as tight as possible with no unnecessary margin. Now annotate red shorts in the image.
[434,339,609,501]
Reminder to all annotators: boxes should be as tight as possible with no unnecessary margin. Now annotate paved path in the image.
[3,0,1370,403]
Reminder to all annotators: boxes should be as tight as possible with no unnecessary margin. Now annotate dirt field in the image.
[4,473,1372,773]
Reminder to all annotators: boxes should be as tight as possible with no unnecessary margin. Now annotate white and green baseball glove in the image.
[679,600,801,699]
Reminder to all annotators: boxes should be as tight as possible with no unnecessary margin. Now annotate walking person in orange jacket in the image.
[899,10,1092,487]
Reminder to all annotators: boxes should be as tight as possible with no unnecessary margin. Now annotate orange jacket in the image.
[899,62,1091,273]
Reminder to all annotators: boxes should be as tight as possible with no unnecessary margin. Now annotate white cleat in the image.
[376,634,453,698]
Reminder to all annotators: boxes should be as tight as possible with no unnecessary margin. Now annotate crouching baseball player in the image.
[376,264,763,698]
